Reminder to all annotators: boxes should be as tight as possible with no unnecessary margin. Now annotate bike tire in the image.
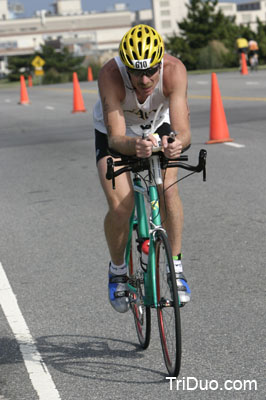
[128,222,151,349]
[155,230,182,376]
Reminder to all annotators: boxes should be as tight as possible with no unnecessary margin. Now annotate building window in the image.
[161,20,171,28]
[237,2,260,11]
[160,1,170,7]
[242,13,252,22]
[161,10,170,16]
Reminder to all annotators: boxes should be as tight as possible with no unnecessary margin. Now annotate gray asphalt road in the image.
[0,70,265,400]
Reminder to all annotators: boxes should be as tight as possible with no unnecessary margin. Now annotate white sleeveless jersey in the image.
[93,56,170,137]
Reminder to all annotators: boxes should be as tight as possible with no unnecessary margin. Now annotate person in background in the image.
[248,39,259,71]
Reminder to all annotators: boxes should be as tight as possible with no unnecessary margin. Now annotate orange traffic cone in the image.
[206,73,233,144]
[241,52,248,75]
[72,72,86,113]
[28,75,33,87]
[87,66,93,81]
[19,75,30,105]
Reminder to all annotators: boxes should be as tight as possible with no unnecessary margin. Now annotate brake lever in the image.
[167,131,176,144]
[106,157,116,189]
[198,149,207,181]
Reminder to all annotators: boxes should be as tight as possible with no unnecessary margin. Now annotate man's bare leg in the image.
[97,156,134,313]
[97,156,134,264]
[158,167,183,256]
[159,167,190,305]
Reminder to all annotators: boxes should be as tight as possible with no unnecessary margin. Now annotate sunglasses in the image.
[127,64,161,78]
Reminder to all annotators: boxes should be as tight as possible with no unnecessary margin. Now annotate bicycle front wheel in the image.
[128,223,151,349]
[155,230,182,377]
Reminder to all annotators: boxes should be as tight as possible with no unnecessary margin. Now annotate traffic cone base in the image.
[206,138,233,144]
[72,72,86,113]
[206,73,233,144]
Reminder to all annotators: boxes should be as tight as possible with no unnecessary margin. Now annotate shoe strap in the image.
[176,272,187,283]
[114,290,129,299]
[109,275,128,284]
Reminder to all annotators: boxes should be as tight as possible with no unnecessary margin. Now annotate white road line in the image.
[45,106,55,110]
[246,81,259,85]
[224,142,246,148]
[0,262,61,400]
[196,80,209,85]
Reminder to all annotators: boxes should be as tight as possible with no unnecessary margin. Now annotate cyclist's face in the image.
[127,65,161,96]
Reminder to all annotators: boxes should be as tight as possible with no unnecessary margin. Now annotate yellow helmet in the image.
[119,24,164,69]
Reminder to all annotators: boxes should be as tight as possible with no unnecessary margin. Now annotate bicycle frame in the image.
[125,173,164,308]
[106,147,206,375]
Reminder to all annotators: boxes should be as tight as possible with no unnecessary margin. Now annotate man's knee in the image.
[108,196,134,221]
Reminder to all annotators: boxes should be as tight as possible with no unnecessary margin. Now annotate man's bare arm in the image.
[163,55,191,154]
[98,61,138,155]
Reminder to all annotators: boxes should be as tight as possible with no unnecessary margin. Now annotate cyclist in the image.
[236,37,248,69]
[93,24,191,313]
[248,39,259,70]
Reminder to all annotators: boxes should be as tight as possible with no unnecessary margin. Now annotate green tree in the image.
[255,19,266,63]
[165,0,254,70]
[38,45,85,83]
[38,45,84,73]
[7,55,34,81]
[8,44,85,83]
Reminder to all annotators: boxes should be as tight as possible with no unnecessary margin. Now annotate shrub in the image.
[42,68,70,84]
[198,40,230,69]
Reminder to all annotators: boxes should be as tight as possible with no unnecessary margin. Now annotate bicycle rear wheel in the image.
[155,230,182,377]
[128,222,151,349]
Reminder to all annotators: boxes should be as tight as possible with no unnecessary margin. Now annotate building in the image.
[55,0,82,16]
[0,2,133,75]
[217,0,266,29]
[152,0,189,38]
[1,0,266,76]
[0,0,8,20]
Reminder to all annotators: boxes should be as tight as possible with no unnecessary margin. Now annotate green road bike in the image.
[106,143,207,377]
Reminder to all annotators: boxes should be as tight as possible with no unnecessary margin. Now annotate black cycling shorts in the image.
[238,47,248,54]
[249,50,258,57]
[95,123,172,164]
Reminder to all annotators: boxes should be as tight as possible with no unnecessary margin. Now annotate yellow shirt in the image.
[236,38,248,49]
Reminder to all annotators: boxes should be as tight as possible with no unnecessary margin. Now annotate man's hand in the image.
[161,135,182,159]
[135,134,158,158]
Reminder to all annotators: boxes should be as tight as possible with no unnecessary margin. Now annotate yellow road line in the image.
[189,94,266,102]
[42,87,98,94]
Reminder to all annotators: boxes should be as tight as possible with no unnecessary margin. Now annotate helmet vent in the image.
[137,31,142,38]
[154,39,158,46]
[129,38,133,46]
[146,37,151,45]
[126,55,133,66]
[132,50,138,60]
[150,52,155,64]
[137,42,142,56]
[144,49,149,59]
[120,50,125,62]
